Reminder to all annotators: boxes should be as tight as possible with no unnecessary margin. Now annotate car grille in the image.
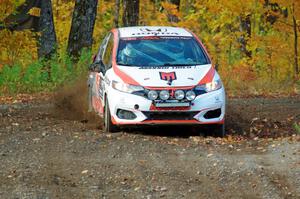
[142,111,199,121]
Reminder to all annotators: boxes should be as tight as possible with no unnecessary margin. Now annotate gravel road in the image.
[0,96,299,199]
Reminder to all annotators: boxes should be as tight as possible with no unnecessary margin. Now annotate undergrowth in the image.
[0,49,91,95]
[0,48,299,97]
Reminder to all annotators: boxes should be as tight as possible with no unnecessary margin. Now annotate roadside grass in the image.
[0,48,299,97]
[0,49,91,95]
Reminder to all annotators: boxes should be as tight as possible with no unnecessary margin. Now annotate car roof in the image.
[117,26,193,38]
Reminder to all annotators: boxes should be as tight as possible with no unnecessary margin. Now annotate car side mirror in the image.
[89,60,105,73]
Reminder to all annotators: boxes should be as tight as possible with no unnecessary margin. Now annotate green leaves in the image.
[0,64,22,93]
[0,50,91,94]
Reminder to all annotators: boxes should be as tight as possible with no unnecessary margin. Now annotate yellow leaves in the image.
[161,2,180,18]
[14,0,25,7]
[52,1,75,47]
[0,0,15,20]
[93,0,114,49]
[28,7,40,17]
[140,0,172,26]
[0,29,37,68]
[0,0,298,95]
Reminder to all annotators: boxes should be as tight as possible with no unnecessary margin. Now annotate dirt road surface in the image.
[0,96,299,199]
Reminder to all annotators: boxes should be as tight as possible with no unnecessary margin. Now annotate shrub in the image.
[0,49,91,95]
[0,64,22,93]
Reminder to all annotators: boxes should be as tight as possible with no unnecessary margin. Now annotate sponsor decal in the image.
[139,66,192,69]
[159,72,177,85]
[140,28,168,33]
[123,36,191,41]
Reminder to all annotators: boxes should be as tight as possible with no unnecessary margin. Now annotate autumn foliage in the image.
[0,0,299,95]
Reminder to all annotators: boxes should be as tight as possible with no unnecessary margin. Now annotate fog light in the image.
[117,109,136,120]
[186,91,196,101]
[159,90,170,100]
[148,90,158,100]
[175,90,185,100]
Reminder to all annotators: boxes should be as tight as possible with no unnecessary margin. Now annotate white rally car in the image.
[88,26,226,136]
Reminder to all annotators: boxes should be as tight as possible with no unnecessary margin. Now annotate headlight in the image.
[159,90,170,100]
[205,79,222,92]
[148,90,158,100]
[175,90,185,100]
[112,80,144,93]
[186,90,196,101]
[196,76,223,93]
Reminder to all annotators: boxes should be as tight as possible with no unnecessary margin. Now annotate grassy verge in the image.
[0,49,299,97]
[0,50,91,95]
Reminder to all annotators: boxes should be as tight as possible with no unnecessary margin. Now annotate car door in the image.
[101,32,114,95]
[89,33,112,115]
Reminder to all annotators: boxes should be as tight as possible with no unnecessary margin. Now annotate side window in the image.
[95,33,110,62]
[102,34,114,70]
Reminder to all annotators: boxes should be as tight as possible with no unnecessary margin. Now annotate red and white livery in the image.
[88,26,226,136]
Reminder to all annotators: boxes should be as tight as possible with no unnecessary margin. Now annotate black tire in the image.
[103,98,118,133]
[211,123,225,137]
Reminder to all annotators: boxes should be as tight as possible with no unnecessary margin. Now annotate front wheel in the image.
[211,123,225,137]
[103,98,118,133]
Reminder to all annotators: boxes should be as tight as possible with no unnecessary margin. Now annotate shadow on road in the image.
[121,125,211,138]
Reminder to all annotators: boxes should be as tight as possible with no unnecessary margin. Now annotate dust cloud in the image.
[52,77,101,129]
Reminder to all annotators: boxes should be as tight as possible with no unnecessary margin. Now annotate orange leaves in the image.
[0,0,298,95]
[0,29,37,68]
[0,1,38,68]
[161,1,181,18]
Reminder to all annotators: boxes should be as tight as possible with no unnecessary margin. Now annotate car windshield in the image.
[116,36,210,67]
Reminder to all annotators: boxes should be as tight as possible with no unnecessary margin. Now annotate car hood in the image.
[116,64,214,87]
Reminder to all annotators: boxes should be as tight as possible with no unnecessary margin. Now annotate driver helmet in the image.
[121,44,138,64]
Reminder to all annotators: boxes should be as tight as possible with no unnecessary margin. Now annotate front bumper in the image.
[107,87,225,125]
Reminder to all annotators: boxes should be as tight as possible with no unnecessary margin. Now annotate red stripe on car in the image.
[198,66,215,85]
[111,29,140,86]
[111,118,224,125]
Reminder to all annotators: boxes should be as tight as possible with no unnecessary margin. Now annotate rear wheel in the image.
[103,98,118,133]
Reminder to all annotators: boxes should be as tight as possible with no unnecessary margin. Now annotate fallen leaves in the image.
[247,116,297,138]
[0,93,51,104]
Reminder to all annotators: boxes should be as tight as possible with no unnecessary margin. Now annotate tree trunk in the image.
[292,4,299,77]
[169,0,180,5]
[239,14,252,58]
[37,0,57,59]
[114,0,120,28]
[0,0,57,59]
[122,0,139,27]
[167,0,180,22]
[67,0,98,59]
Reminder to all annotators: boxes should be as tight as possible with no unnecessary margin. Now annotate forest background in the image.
[0,0,299,96]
